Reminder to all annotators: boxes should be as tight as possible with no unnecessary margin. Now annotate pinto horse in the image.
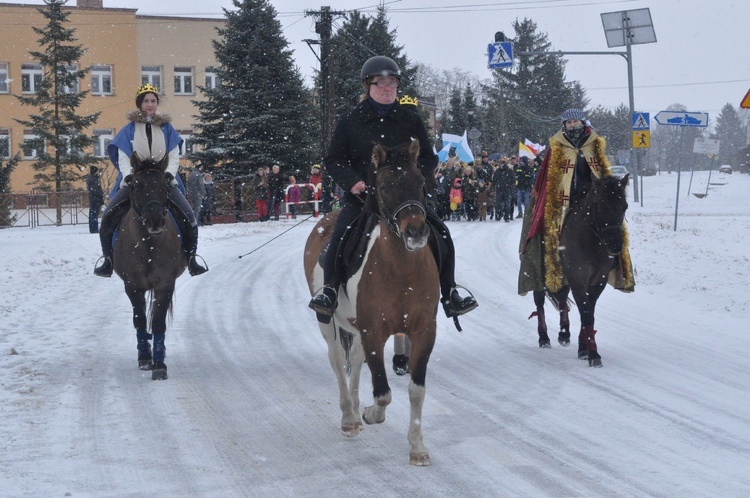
[539,174,630,367]
[113,155,187,380]
[303,140,440,466]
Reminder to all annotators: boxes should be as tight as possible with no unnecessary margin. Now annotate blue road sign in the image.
[488,41,513,69]
[632,112,650,130]
[654,111,709,127]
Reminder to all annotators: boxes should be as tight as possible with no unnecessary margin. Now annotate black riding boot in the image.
[182,224,208,276]
[308,200,361,322]
[426,209,478,318]
[93,197,129,278]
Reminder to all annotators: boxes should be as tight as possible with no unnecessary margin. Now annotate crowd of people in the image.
[434,151,541,223]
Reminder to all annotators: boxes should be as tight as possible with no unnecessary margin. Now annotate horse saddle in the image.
[316,213,379,287]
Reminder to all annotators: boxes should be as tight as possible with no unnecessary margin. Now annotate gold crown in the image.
[398,95,418,107]
[136,83,159,97]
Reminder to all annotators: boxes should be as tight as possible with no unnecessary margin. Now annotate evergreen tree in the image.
[324,6,417,126]
[0,154,21,227]
[190,0,318,178]
[714,103,747,165]
[14,0,100,224]
[463,84,479,132]
[587,104,631,159]
[481,18,573,153]
[445,86,464,133]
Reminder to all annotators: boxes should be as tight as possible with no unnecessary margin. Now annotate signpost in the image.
[655,109,709,230]
[654,111,709,127]
[741,88,750,109]
[487,41,513,69]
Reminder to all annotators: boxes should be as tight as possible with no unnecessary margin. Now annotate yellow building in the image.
[0,0,225,192]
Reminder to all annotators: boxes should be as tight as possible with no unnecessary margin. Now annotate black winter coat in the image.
[323,99,437,201]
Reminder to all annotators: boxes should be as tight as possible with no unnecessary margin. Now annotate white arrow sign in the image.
[654,111,709,127]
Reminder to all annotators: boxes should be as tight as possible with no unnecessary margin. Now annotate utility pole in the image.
[304,7,346,155]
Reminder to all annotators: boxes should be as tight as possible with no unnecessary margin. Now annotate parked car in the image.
[609,165,628,179]
[719,164,732,174]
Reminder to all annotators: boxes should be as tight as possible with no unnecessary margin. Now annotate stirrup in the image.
[93,256,113,278]
[443,284,478,318]
[308,285,338,316]
[188,254,209,276]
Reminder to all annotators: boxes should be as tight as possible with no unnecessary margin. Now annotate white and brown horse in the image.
[303,140,440,466]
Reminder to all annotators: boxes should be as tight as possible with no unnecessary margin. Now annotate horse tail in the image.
[339,327,354,376]
[146,290,174,332]
[544,288,572,313]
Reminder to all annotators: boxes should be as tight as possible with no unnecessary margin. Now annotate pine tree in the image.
[481,18,573,153]
[714,103,747,165]
[190,0,318,178]
[14,0,101,224]
[0,154,21,227]
[325,6,416,125]
[445,87,464,133]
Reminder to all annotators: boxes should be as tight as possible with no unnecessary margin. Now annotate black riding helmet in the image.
[360,56,401,82]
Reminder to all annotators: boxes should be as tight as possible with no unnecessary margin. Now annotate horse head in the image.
[592,173,629,256]
[129,154,171,235]
[368,140,430,251]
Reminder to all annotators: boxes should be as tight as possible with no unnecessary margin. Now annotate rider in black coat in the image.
[308,56,478,320]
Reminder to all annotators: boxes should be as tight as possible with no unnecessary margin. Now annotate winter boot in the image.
[184,224,209,276]
[442,286,479,318]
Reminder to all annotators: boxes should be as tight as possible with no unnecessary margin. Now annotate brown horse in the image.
[113,155,187,380]
[540,174,630,367]
[303,140,440,466]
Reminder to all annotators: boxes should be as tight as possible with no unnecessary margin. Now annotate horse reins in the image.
[380,199,427,237]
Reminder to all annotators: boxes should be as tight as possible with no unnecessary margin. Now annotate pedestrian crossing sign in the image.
[632,112,650,130]
[633,130,650,148]
[488,41,513,69]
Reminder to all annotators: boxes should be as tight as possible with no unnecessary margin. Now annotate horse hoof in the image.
[151,361,168,380]
[558,334,571,347]
[341,423,362,437]
[409,452,431,466]
[138,359,153,370]
[538,340,551,348]
[589,358,603,367]
[578,351,588,360]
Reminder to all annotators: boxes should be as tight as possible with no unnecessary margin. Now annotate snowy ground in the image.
[1,170,749,497]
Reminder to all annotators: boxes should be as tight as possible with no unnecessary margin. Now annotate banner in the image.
[441,130,474,163]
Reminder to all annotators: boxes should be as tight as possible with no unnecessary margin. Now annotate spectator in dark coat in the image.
[492,159,516,222]
[86,165,104,233]
[515,157,535,218]
[200,173,215,225]
[267,164,285,221]
[187,164,206,222]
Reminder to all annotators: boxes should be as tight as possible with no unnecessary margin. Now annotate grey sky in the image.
[16,0,750,126]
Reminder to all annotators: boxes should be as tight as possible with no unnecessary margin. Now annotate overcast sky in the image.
[18,0,750,126]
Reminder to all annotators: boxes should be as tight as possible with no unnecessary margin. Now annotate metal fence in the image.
[0,181,326,228]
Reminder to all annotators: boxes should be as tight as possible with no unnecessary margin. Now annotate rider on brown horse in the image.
[308,56,477,320]
[93,84,208,278]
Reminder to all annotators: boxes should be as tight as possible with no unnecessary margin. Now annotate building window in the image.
[0,128,10,159]
[22,63,43,94]
[91,65,112,95]
[0,63,8,93]
[174,66,193,95]
[22,131,43,159]
[205,67,219,89]
[141,65,162,93]
[93,129,113,157]
[59,64,78,94]
[178,132,193,157]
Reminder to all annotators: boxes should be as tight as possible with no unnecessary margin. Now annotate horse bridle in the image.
[379,199,427,237]
[129,176,170,224]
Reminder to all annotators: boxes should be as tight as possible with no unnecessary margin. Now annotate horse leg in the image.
[532,290,551,348]
[361,334,391,427]
[324,324,363,436]
[405,331,435,467]
[557,286,571,347]
[125,287,152,370]
[572,283,605,367]
[149,287,174,380]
